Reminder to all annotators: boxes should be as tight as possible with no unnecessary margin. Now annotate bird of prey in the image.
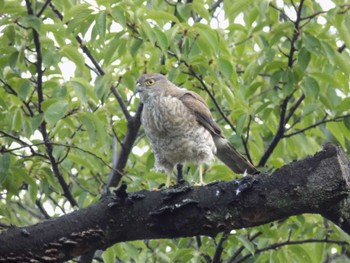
[136,73,257,186]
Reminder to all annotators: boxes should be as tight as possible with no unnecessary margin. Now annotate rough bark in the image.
[0,143,349,262]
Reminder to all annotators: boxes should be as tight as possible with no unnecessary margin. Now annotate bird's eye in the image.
[145,79,155,86]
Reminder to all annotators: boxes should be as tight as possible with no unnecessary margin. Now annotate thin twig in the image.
[37,0,52,17]
[110,77,131,121]
[242,115,253,164]
[229,232,262,262]
[284,93,305,124]
[233,238,348,263]
[284,114,350,138]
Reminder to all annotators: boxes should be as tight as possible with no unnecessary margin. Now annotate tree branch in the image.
[25,0,77,207]
[1,144,349,262]
[105,104,143,189]
[259,1,307,167]
[258,96,289,167]
[233,238,348,263]
[283,114,350,138]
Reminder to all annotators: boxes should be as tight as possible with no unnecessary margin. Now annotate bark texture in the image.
[0,144,349,262]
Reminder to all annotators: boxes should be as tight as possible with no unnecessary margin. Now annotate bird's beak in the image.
[135,82,143,93]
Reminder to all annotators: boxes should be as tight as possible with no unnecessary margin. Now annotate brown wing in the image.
[178,91,222,137]
[179,91,258,174]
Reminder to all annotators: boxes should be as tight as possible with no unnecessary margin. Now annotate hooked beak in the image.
[135,82,143,93]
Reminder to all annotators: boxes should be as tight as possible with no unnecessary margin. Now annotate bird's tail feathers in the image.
[214,136,258,175]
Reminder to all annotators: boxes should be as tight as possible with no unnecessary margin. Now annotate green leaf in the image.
[236,113,247,135]
[336,97,350,114]
[0,153,10,185]
[193,23,218,55]
[222,85,235,111]
[333,51,350,77]
[218,57,234,80]
[236,235,255,255]
[303,32,321,54]
[43,100,68,126]
[96,11,106,40]
[12,108,23,131]
[77,112,96,144]
[9,51,19,69]
[327,122,345,147]
[192,1,210,22]
[94,74,112,100]
[310,72,341,87]
[111,6,126,27]
[129,38,143,57]
[17,79,32,100]
[297,48,311,71]
[145,10,180,25]
[270,70,283,88]
[70,77,97,104]
[31,114,44,131]
[102,245,116,263]
[20,15,41,32]
[153,28,169,55]
[70,80,87,103]
[63,3,92,23]
[344,117,350,131]
[302,77,319,98]
[60,45,85,70]
[226,0,254,18]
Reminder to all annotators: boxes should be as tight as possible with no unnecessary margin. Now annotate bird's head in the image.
[136,73,170,102]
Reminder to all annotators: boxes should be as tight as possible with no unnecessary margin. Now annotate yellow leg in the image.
[194,165,205,186]
[166,173,172,187]
[199,165,204,185]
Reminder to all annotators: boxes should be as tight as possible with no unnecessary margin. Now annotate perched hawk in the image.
[136,73,257,186]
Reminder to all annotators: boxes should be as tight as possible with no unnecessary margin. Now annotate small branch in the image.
[229,232,262,263]
[284,93,305,124]
[0,79,17,96]
[35,199,51,220]
[288,0,305,68]
[300,10,327,21]
[50,142,124,175]
[269,3,294,23]
[0,131,48,159]
[234,238,348,263]
[283,114,350,138]
[37,0,52,17]
[241,114,253,164]
[110,77,131,121]
[212,231,229,263]
[194,0,224,23]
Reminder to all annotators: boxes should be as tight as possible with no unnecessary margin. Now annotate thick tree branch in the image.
[105,104,143,188]
[258,96,289,167]
[1,144,349,262]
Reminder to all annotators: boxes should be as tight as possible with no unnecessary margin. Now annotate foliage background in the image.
[1,0,350,262]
